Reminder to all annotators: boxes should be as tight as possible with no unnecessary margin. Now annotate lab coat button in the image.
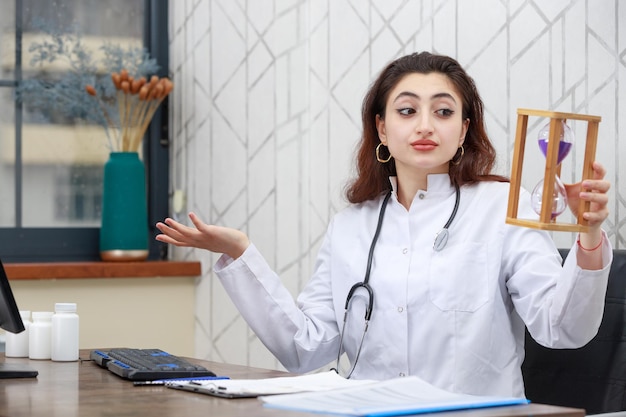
[402,248,408,254]
[418,193,425,199]
[399,372,406,377]
[397,307,404,313]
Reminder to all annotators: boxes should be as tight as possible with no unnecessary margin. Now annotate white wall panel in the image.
[170,0,626,369]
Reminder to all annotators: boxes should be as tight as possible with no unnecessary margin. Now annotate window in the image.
[54,166,103,223]
[0,0,169,262]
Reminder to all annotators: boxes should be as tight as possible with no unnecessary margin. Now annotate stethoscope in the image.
[334,184,461,378]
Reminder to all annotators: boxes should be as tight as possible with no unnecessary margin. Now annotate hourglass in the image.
[506,108,601,232]
[529,120,574,219]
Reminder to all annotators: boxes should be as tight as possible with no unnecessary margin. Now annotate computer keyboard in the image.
[90,348,216,381]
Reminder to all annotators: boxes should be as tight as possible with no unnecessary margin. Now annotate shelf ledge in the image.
[4,261,201,280]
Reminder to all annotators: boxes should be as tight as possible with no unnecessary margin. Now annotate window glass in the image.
[0,1,16,227]
[3,0,144,228]
[0,91,16,228]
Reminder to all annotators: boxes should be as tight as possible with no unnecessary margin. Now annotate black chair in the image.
[522,249,626,414]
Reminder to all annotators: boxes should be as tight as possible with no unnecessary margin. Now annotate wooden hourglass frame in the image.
[506,108,601,232]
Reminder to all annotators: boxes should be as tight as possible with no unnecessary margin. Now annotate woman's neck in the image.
[395,171,454,210]
[395,165,449,210]
[396,176,427,210]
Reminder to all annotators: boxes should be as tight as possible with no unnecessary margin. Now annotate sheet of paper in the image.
[166,370,375,397]
[260,375,529,417]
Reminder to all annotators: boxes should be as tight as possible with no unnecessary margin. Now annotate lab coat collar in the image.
[388,174,455,201]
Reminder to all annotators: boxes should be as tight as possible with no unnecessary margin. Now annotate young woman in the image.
[155,52,612,398]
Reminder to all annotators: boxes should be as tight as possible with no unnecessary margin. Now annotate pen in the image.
[133,376,229,386]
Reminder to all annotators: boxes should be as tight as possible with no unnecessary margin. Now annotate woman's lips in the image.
[411,140,437,151]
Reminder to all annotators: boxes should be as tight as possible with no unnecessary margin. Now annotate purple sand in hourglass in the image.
[538,139,572,164]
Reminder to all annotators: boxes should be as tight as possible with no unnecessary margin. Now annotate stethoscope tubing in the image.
[335,184,461,378]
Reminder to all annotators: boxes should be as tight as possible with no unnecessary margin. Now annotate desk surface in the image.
[0,350,585,417]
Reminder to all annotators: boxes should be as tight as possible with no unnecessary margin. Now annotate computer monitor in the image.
[0,258,38,378]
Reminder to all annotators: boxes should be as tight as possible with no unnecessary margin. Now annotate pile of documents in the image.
[167,371,529,416]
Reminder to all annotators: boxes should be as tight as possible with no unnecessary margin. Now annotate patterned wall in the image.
[168,0,625,370]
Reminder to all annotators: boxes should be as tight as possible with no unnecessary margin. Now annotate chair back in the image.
[522,249,626,414]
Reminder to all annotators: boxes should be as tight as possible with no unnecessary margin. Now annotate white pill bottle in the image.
[51,302,79,362]
[29,311,54,360]
[5,310,32,357]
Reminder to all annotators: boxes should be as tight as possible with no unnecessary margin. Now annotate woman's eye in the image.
[397,108,415,115]
[435,108,455,117]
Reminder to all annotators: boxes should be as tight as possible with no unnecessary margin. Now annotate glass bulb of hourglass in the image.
[531,176,568,219]
[537,120,574,163]
[531,120,574,218]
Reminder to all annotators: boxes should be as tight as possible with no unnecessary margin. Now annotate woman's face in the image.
[376,72,469,180]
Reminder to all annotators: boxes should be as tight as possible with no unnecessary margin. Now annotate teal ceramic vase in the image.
[99,152,149,261]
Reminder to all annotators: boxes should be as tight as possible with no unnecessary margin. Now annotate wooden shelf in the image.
[4,261,201,280]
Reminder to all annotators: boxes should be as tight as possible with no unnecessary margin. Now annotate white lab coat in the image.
[215,174,612,398]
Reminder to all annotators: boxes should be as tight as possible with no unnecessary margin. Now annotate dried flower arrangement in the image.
[86,70,173,152]
[17,27,169,152]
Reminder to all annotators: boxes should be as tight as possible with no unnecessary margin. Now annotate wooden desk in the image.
[0,351,585,417]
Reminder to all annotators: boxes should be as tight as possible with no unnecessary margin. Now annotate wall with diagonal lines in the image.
[168,0,625,370]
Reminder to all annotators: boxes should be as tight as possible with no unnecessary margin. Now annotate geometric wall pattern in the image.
[169,0,626,370]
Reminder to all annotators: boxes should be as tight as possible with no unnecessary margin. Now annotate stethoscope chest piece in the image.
[433,228,449,252]
[432,183,460,252]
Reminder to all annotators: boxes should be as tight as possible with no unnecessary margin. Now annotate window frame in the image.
[0,0,169,262]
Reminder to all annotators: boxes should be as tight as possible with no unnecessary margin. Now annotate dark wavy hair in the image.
[346,52,508,204]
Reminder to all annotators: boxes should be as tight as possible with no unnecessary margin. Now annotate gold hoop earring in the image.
[451,145,464,165]
[376,143,392,163]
